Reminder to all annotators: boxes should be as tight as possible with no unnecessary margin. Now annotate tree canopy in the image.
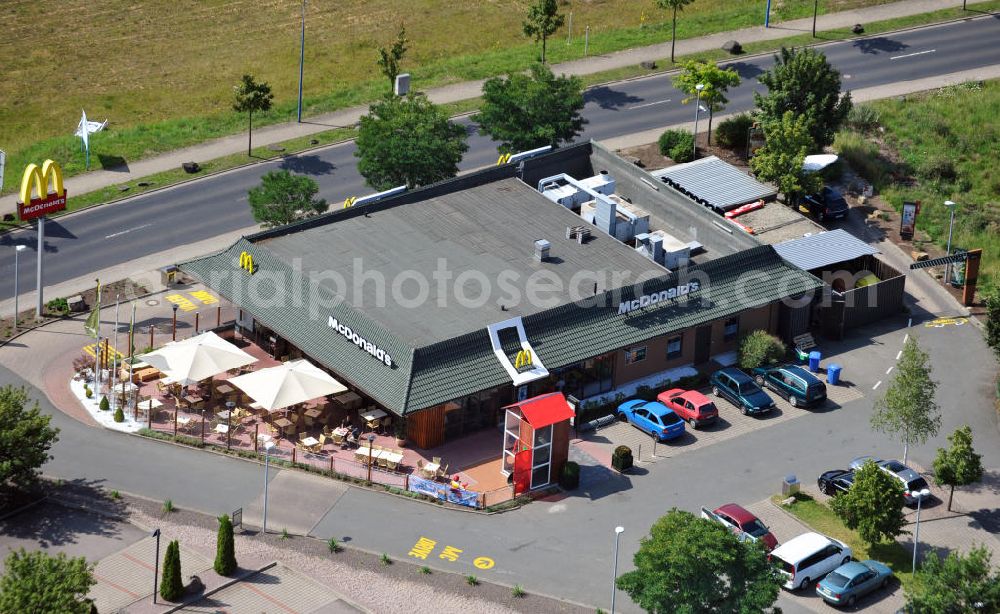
[0,549,95,614]
[933,425,983,511]
[522,0,564,64]
[655,0,696,62]
[355,93,468,190]
[749,111,823,203]
[831,459,907,546]
[905,546,1000,613]
[984,289,1000,361]
[474,63,586,154]
[232,74,274,155]
[673,60,741,145]
[247,170,327,228]
[0,385,58,502]
[616,508,781,614]
[377,25,408,93]
[754,47,852,148]
[871,336,940,464]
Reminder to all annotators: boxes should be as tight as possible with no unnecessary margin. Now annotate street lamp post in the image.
[262,440,275,535]
[812,0,819,37]
[226,400,235,449]
[693,83,705,159]
[151,528,161,604]
[171,303,178,341]
[296,0,307,122]
[912,488,932,571]
[366,433,376,483]
[13,245,26,331]
[611,526,624,613]
[944,200,958,285]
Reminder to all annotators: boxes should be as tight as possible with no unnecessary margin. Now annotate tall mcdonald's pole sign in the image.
[16,159,67,318]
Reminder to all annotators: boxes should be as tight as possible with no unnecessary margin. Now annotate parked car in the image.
[657,388,719,429]
[616,400,685,441]
[816,559,894,607]
[701,503,778,551]
[849,457,932,505]
[709,367,775,415]
[751,364,827,407]
[802,186,850,221]
[770,532,853,591]
[817,469,856,496]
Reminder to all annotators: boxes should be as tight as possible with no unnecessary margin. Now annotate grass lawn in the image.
[0,0,902,193]
[834,78,1000,291]
[773,492,915,590]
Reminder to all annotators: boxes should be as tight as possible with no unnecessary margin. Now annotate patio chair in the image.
[380,417,391,434]
[376,455,389,469]
[331,432,345,447]
[436,464,450,480]
[432,456,442,466]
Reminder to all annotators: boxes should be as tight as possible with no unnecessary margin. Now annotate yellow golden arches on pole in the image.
[19,159,64,205]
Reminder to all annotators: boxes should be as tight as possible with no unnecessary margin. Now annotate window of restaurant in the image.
[724,317,740,341]
[666,336,683,360]
[444,385,510,441]
[550,353,614,399]
[624,346,647,365]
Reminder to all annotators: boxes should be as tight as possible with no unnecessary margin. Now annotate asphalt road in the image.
[2,16,999,300]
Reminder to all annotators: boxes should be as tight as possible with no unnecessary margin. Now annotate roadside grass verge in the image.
[773,492,915,590]
[0,0,933,194]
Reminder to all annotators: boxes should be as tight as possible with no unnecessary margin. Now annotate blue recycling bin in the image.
[827,363,842,385]
[808,351,822,373]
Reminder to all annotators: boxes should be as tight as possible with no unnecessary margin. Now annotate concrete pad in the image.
[178,563,346,614]
[242,470,349,537]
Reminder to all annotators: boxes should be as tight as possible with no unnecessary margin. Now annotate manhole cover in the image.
[146,300,159,306]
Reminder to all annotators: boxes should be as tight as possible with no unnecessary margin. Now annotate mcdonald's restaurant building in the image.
[181,142,822,449]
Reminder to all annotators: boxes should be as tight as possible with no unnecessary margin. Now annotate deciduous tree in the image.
[0,549,95,614]
[738,330,786,370]
[933,425,983,511]
[905,546,1000,613]
[0,385,59,503]
[474,63,585,154]
[754,47,852,148]
[377,25,408,93]
[673,60,741,145]
[655,0,696,63]
[523,0,564,64]
[247,170,327,228]
[831,460,907,547]
[233,74,274,156]
[355,93,468,190]
[616,508,781,613]
[749,111,823,204]
[871,336,940,465]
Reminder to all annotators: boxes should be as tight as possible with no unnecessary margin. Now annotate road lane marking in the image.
[925,316,967,328]
[896,350,902,360]
[890,49,936,61]
[473,556,495,570]
[886,367,894,375]
[903,333,909,343]
[105,223,151,239]
[873,380,882,390]
[189,290,218,305]
[627,98,671,110]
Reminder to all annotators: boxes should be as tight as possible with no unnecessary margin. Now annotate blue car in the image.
[616,400,685,441]
[709,367,776,415]
[816,560,893,607]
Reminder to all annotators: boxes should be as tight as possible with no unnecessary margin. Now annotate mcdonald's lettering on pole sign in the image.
[17,160,67,221]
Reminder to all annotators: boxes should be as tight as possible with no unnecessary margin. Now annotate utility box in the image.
[782,474,800,496]
[160,265,180,287]
[394,73,411,97]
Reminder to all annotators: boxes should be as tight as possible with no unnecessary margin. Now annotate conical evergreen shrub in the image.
[113,406,124,422]
[99,396,110,411]
[160,540,183,602]
[214,514,237,576]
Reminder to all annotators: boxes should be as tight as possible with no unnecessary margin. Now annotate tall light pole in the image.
[171,303,178,341]
[765,0,773,27]
[812,0,819,37]
[944,200,958,285]
[262,440,275,535]
[693,83,705,159]
[297,0,307,123]
[911,488,932,572]
[151,528,161,604]
[611,526,624,613]
[13,245,26,331]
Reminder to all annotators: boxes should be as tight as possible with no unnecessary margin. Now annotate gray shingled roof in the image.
[773,229,879,272]
[650,156,777,212]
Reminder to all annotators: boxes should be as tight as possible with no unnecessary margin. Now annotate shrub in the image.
[109,490,120,500]
[738,330,786,370]
[559,461,581,490]
[380,553,392,566]
[420,565,432,574]
[280,528,290,540]
[99,396,109,411]
[715,113,753,150]
[113,407,124,423]
[162,499,174,514]
[214,514,237,576]
[846,104,880,133]
[327,537,341,553]
[85,388,93,399]
[833,131,887,186]
[159,540,183,602]
[612,445,633,472]
[658,129,695,162]
[466,574,479,586]
[72,353,93,374]
[45,297,69,315]
[919,155,958,182]
[512,584,527,598]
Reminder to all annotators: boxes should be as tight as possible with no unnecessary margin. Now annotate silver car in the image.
[849,456,931,505]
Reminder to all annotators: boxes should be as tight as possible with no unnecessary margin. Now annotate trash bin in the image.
[827,363,842,385]
[160,265,180,287]
[782,474,800,496]
[808,350,821,373]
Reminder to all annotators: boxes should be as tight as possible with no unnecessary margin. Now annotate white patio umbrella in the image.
[140,331,257,386]
[228,359,347,411]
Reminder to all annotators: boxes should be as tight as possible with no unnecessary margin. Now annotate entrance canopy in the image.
[228,359,347,411]
[140,331,257,386]
[505,392,574,428]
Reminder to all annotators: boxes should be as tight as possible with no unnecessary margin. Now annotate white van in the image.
[769,532,853,591]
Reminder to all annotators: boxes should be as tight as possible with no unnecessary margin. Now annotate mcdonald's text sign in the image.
[17,160,66,221]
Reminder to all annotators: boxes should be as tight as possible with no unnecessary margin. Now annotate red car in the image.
[656,388,718,429]
[702,503,779,552]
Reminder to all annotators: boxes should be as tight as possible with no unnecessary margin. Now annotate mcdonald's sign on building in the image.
[17,160,66,221]
[238,251,256,275]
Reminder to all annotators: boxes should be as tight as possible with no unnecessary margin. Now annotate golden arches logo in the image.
[17,159,67,221]
[343,196,357,209]
[514,349,533,369]
[496,153,512,166]
[239,251,256,275]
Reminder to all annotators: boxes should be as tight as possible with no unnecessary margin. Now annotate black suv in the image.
[818,469,855,496]
[802,187,849,221]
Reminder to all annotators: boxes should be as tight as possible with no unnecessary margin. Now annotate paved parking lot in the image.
[178,562,352,613]
[584,381,864,464]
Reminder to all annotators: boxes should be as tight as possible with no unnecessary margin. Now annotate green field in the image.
[1,0,896,193]
[834,79,1000,291]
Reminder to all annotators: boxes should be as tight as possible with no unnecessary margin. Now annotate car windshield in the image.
[824,572,850,588]
[883,461,907,472]
[737,382,757,394]
[660,412,682,425]
[907,477,929,491]
[772,556,794,574]
[743,519,769,537]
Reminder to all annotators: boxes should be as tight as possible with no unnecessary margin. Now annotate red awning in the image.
[506,392,574,428]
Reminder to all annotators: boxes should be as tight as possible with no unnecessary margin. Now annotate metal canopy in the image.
[650,156,777,211]
[773,229,879,272]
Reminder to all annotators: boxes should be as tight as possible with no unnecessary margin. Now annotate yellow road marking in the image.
[189,290,218,305]
[473,556,495,570]
[925,317,968,328]
[82,343,124,360]
[165,294,197,312]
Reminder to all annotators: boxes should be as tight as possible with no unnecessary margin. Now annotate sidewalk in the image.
[0,0,989,216]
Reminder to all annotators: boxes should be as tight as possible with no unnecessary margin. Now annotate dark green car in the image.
[751,365,827,407]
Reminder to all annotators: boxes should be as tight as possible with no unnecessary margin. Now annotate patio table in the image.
[176,416,192,428]
[333,391,362,410]
[216,383,234,394]
[183,394,204,405]
[273,417,292,429]
[332,426,350,437]
[360,408,387,422]
[214,424,229,435]
[216,409,232,420]
[301,436,319,448]
[256,433,273,443]
[421,462,440,478]
[304,407,322,418]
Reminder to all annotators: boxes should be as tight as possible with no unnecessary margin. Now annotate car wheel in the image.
[820,482,830,495]
[755,375,764,385]
[689,418,697,429]
[847,595,856,608]
[740,406,748,416]
[798,576,811,591]
[712,386,720,397]
[789,396,799,408]
[617,411,627,422]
